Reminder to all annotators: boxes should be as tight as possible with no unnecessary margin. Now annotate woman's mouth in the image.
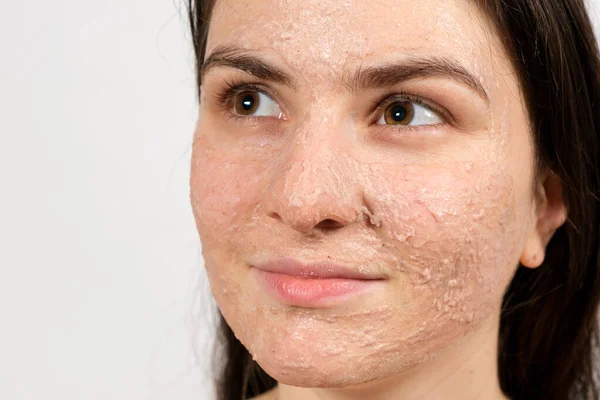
[251,258,387,308]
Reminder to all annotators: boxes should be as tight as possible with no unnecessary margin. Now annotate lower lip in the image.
[252,268,382,307]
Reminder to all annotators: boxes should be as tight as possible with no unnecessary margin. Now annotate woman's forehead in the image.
[206,0,498,81]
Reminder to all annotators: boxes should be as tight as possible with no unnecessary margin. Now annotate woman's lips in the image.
[251,258,386,308]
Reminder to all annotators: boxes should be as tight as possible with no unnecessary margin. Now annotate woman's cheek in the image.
[369,161,521,321]
[190,140,267,312]
[190,141,265,245]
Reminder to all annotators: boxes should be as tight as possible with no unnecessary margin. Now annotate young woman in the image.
[187,0,600,398]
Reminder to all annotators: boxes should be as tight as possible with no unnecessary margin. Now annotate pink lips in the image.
[251,258,385,307]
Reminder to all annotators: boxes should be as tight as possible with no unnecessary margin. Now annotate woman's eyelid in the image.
[230,84,277,105]
[215,79,287,116]
[371,93,452,125]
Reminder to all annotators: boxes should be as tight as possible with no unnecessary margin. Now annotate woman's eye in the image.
[376,101,443,126]
[233,90,282,118]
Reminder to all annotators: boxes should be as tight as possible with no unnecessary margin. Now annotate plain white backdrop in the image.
[0,1,599,399]
[0,1,214,399]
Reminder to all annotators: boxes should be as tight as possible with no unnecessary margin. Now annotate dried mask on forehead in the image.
[206,0,496,86]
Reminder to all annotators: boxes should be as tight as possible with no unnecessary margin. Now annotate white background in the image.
[0,1,599,399]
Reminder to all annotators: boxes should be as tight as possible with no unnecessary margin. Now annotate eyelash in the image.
[214,79,277,124]
[370,91,451,126]
[212,78,451,127]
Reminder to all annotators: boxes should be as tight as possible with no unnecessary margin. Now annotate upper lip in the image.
[252,258,387,280]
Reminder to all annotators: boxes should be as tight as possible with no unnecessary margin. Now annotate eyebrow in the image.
[201,45,489,103]
[346,57,489,102]
[201,45,295,87]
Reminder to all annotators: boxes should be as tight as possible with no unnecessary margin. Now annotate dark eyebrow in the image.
[201,45,488,103]
[345,56,489,103]
[200,45,295,87]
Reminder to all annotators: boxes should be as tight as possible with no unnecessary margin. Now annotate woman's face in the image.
[191,0,538,387]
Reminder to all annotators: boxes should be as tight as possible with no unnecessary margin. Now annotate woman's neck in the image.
[266,314,507,400]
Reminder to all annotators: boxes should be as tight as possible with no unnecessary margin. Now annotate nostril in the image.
[315,218,345,230]
[267,212,282,221]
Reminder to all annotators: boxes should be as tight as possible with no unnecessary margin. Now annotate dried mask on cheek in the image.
[191,136,527,388]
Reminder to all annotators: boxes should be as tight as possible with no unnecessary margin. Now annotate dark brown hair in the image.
[188,1,600,398]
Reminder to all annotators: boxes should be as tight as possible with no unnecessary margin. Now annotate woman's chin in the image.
[255,357,377,388]
[250,339,421,389]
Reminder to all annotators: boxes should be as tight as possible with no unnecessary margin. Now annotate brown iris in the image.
[383,102,415,125]
[234,91,260,115]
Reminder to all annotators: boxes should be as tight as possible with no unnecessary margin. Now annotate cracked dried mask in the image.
[190,0,540,388]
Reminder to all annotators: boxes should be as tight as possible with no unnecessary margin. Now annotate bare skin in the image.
[190,0,567,399]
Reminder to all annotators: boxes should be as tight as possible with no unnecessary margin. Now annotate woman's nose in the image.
[260,132,364,234]
[264,192,361,234]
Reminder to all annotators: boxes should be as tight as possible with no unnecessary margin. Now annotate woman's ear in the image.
[520,170,568,268]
